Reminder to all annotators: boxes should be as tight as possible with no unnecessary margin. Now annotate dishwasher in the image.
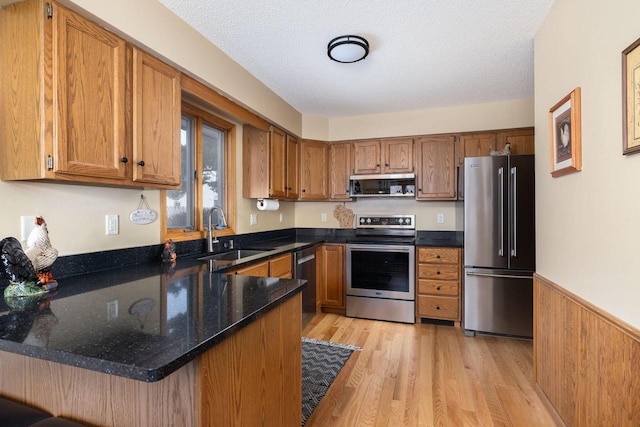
[294,246,317,328]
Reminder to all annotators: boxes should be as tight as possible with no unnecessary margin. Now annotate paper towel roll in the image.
[257,199,280,211]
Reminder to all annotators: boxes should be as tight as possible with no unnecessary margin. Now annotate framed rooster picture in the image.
[549,87,582,177]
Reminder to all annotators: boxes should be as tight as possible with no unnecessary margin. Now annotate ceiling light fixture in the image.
[327,35,369,63]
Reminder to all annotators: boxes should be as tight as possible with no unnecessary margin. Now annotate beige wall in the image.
[325,98,534,141]
[535,0,640,327]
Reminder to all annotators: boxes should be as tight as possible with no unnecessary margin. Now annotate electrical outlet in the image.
[321,213,327,222]
[106,214,119,235]
[437,213,445,224]
[107,299,119,320]
[250,214,258,225]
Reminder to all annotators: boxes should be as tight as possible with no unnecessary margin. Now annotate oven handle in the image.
[346,243,415,252]
[466,272,531,280]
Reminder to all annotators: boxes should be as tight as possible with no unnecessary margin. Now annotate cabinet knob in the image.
[418,188,422,192]
[385,163,389,167]
[436,286,441,291]
[436,271,441,275]
[120,157,128,163]
[137,160,145,166]
[435,306,441,310]
[302,189,306,193]
[436,255,441,259]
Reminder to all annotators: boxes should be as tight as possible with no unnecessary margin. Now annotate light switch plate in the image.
[250,214,258,225]
[21,215,37,241]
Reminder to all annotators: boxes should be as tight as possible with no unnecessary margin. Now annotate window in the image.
[162,103,235,242]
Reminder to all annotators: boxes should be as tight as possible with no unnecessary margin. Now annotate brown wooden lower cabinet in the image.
[415,247,462,326]
[318,243,345,314]
[225,253,292,278]
[0,293,302,426]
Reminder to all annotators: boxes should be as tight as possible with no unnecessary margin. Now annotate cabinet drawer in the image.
[418,264,459,280]
[269,254,292,278]
[418,279,459,296]
[417,295,459,320]
[418,247,460,264]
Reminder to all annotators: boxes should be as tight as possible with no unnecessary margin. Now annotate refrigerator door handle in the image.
[466,271,531,280]
[498,167,504,257]
[511,166,517,257]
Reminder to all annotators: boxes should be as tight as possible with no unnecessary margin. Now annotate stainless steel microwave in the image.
[349,173,416,198]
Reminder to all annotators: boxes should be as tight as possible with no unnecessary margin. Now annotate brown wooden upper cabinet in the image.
[329,142,352,201]
[243,125,299,200]
[456,128,534,199]
[352,138,414,175]
[299,140,329,200]
[496,128,535,155]
[0,0,181,189]
[415,136,457,200]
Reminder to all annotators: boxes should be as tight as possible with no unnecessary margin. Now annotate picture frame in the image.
[622,37,640,155]
[549,87,582,177]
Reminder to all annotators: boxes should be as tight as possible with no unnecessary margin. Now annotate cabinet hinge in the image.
[45,3,53,19]
[46,155,54,170]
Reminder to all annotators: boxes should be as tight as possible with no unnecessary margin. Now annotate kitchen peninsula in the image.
[0,257,305,426]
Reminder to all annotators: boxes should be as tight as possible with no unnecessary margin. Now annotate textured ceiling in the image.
[157,0,555,118]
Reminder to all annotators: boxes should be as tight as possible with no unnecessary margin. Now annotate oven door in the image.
[346,244,415,300]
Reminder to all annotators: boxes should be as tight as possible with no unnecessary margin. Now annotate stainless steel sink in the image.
[198,249,268,262]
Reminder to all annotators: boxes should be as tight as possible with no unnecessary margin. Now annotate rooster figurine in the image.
[1,217,58,299]
[489,142,511,156]
[24,217,58,285]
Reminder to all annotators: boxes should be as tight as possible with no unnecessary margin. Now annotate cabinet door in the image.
[415,136,457,200]
[269,127,287,198]
[231,261,269,277]
[329,142,352,200]
[299,140,328,200]
[285,134,300,199]
[269,254,292,279]
[352,140,381,174]
[53,4,127,180]
[497,128,534,155]
[132,48,181,186]
[383,138,414,173]
[320,244,345,309]
[242,125,270,198]
[460,133,497,158]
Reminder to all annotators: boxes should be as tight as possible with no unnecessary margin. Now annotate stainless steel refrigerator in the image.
[463,155,535,338]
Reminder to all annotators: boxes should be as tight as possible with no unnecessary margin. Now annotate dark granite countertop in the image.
[0,229,462,383]
[0,254,307,382]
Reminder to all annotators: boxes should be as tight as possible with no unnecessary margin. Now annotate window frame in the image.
[161,102,236,243]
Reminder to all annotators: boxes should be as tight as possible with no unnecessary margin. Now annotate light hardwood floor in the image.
[302,313,556,427]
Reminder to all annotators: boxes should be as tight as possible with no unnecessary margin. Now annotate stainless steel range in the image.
[346,214,416,323]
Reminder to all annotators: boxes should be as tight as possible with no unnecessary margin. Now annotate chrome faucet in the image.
[206,206,228,252]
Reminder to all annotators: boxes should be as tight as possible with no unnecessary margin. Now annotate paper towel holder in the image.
[257,198,280,211]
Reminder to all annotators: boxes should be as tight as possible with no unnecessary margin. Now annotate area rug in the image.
[301,337,360,426]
